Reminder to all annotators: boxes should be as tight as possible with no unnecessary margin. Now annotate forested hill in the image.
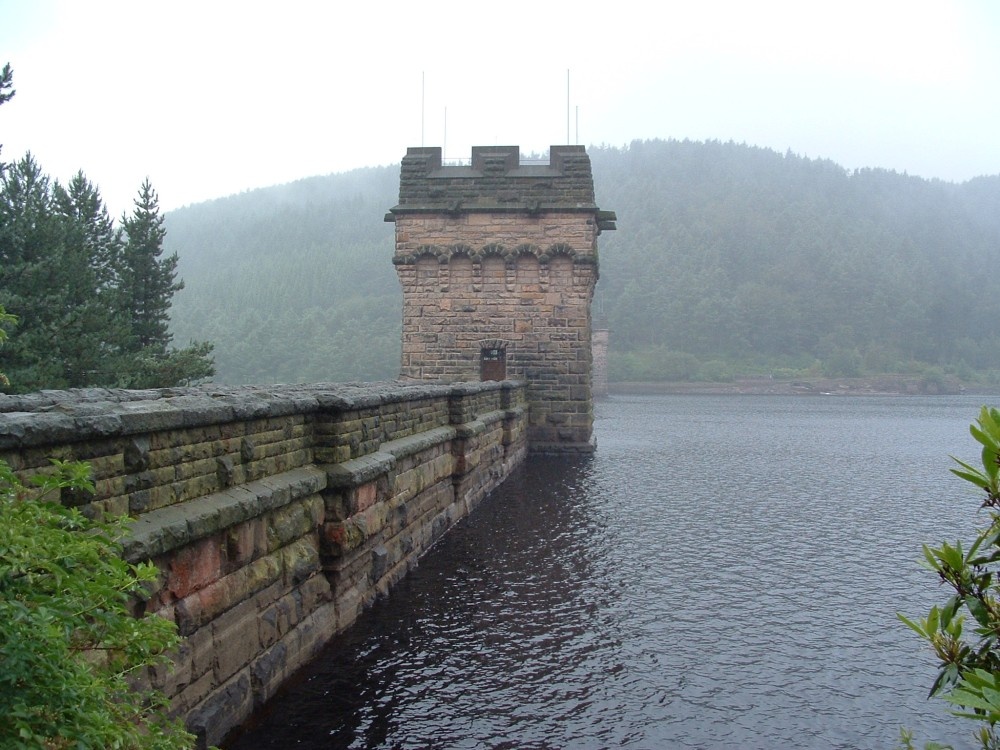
[166,139,1000,385]
[167,167,400,384]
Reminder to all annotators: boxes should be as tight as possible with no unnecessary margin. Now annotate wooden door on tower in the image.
[480,347,506,381]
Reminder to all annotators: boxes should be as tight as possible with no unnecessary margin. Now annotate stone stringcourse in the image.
[0,380,528,748]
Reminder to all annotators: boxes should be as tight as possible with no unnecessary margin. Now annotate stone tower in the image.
[386,145,616,451]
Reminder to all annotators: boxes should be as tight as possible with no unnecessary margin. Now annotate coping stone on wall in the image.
[121,466,327,562]
[0,381,525,451]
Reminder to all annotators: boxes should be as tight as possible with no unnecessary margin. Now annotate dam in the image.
[0,146,616,746]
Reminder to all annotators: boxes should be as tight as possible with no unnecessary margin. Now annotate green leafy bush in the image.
[0,304,14,386]
[0,460,194,749]
[900,406,1000,749]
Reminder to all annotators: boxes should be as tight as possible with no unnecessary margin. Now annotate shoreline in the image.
[606,376,1000,397]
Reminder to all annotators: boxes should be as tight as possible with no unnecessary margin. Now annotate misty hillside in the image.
[167,167,400,383]
[165,139,1000,385]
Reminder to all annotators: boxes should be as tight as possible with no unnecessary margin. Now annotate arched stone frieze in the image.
[479,242,507,262]
[448,244,474,261]
[512,243,540,257]
[480,247,507,258]
[509,243,540,270]
[546,242,577,260]
[416,245,442,259]
[395,244,445,265]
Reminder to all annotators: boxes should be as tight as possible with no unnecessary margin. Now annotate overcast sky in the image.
[2,0,998,216]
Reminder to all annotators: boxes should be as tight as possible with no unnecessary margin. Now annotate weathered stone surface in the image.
[122,467,325,562]
[267,498,319,552]
[186,671,253,749]
[325,450,395,488]
[0,373,529,748]
[250,641,287,708]
[280,537,321,587]
[169,670,214,722]
[211,597,260,685]
[224,518,267,569]
[167,536,223,599]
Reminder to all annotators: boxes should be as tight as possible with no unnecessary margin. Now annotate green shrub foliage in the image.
[900,407,1000,750]
[0,304,14,385]
[0,460,194,749]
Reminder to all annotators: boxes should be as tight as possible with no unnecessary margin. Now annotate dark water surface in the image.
[226,394,992,749]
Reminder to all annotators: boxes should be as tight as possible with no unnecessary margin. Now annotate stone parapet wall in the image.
[0,381,527,748]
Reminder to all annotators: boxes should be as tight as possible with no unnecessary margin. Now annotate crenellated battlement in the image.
[387,145,617,228]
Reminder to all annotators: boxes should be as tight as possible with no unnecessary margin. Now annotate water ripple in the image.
[226,395,987,750]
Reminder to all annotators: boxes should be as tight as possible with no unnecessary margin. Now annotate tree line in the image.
[590,140,1000,383]
[0,64,213,393]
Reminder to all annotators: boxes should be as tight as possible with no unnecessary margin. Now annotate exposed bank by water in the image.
[610,374,988,396]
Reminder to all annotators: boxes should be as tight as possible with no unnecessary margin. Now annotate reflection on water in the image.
[226,395,989,749]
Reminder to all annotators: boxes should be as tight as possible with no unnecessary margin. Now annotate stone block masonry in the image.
[0,381,527,748]
[387,145,615,452]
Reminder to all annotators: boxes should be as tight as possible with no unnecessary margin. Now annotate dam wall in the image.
[0,380,528,747]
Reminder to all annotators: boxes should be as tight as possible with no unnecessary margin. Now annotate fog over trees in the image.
[165,139,1000,385]
[167,167,400,384]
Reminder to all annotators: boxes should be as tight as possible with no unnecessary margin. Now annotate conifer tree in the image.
[118,179,180,354]
[0,64,13,107]
[0,154,72,389]
[0,63,14,175]
[0,65,212,391]
[114,179,214,388]
[55,171,121,292]
[51,172,125,385]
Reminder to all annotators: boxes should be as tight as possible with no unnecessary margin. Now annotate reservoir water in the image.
[225,394,993,749]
